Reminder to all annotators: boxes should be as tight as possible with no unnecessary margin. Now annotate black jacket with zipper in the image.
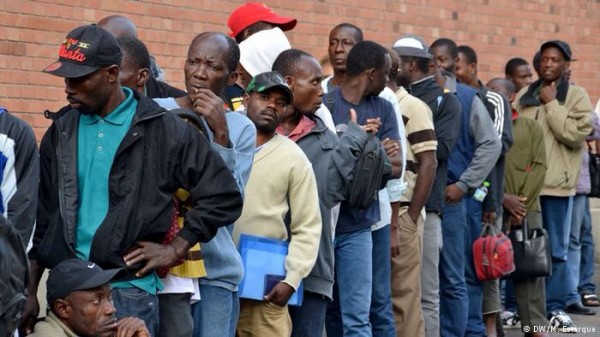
[31,92,243,275]
[408,76,462,215]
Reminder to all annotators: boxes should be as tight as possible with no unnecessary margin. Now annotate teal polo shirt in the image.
[75,87,161,294]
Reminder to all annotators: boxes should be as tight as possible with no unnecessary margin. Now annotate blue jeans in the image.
[192,284,239,337]
[439,200,468,337]
[540,195,573,313]
[326,228,373,337]
[503,280,517,312]
[112,287,159,337]
[370,225,395,337]
[566,195,587,305]
[158,293,193,337]
[579,197,596,294]
[289,291,329,337]
[464,197,485,337]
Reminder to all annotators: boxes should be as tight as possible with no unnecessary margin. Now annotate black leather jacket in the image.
[32,92,243,273]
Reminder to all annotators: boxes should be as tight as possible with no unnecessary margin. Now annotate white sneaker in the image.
[500,310,521,329]
[548,311,577,333]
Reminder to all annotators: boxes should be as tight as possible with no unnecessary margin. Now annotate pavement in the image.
[504,264,600,337]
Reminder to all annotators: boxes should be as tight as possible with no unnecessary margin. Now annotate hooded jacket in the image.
[32,92,243,275]
[516,77,593,196]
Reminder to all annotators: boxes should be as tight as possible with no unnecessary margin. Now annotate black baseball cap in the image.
[540,40,573,61]
[46,259,122,306]
[43,24,122,78]
[245,71,293,104]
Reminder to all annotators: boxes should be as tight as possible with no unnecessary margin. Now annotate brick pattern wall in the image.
[1,0,599,140]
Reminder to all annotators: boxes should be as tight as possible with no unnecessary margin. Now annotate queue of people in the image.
[0,2,598,337]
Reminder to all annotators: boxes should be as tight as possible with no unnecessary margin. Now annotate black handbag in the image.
[507,219,552,279]
[588,141,600,198]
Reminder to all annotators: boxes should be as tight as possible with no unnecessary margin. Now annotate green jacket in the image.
[504,117,547,212]
[516,78,593,196]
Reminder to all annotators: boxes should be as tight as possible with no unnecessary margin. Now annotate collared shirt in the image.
[276,115,316,142]
[75,88,161,294]
[76,87,137,258]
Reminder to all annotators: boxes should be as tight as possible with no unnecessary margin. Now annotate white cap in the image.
[392,34,432,59]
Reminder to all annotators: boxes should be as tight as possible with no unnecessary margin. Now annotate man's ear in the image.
[241,29,251,41]
[285,75,294,91]
[106,64,120,83]
[137,68,150,88]
[367,68,376,82]
[53,299,71,320]
[469,63,477,78]
[406,58,415,73]
[226,70,239,86]
[242,92,250,109]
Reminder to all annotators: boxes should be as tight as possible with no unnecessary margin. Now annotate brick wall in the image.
[1,0,599,140]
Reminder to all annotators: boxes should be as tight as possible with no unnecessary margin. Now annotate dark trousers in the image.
[289,291,329,337]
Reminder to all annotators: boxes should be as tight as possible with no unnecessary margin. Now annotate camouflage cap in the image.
[245,71,293,104]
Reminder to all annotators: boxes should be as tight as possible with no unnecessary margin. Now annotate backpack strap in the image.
[323,93,336,116]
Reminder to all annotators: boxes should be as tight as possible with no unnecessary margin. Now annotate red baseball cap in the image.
[227,2,297,38]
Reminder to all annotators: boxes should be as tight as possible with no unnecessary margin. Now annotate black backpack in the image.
[348,132,389,208]
[588,141,600,198]
[324,93,389,208]
[0,216,28,337]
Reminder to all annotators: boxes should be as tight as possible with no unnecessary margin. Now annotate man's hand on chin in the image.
[114,317,150,337]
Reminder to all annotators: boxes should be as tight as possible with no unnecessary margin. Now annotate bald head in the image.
[184,32,240,95]
[486,77,516,103]
[98,15,138,38]
[190,32,240,74]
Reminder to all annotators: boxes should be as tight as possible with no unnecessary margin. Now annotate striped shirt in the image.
[396,87,438,207]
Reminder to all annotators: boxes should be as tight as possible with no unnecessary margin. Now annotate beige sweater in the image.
[233,134,322,290]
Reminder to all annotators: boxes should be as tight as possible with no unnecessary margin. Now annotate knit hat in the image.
[540,40,573,61]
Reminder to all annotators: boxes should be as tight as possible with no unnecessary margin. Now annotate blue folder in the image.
[238,234,304,306]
